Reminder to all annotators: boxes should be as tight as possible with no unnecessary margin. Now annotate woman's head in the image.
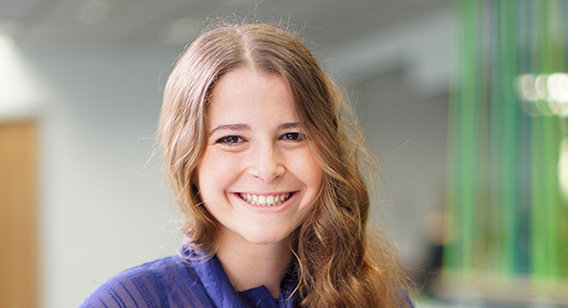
[159,22,409,307]
[194,66,324,248]
[159,23,363,251]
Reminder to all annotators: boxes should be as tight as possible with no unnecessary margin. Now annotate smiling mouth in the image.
[237,192,293,206]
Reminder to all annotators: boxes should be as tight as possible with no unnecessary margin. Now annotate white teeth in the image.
[238,192,292,206]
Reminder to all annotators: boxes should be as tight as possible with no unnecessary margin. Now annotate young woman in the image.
[81,23,413,308]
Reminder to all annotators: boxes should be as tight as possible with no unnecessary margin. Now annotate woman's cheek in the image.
[288,149,323,188]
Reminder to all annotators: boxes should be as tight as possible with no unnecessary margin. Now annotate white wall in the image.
[22,45,184,308]
[353,70,448,267]
[324,8,452,267]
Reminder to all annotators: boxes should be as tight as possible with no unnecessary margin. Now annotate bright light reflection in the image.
[515,74,538,101]
[516,73,568,117]
[0,34,42,118]
[535,74,548,100]
[548,73,568,102]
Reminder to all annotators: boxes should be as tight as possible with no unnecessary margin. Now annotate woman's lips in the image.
[236,192,295,207]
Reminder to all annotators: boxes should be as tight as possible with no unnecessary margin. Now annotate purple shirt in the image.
[80,245,297,308]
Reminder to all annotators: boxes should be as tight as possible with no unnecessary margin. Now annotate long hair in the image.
[159,22,410,307]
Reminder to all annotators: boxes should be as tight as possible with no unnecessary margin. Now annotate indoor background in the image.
[0,0,566,307]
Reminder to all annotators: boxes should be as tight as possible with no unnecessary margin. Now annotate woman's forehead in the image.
[206,67,299,123]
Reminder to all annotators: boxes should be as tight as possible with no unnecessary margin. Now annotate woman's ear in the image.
[190,169,199,194]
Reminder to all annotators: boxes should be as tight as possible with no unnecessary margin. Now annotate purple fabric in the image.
[80,245,414,308]
[79,245,297,308]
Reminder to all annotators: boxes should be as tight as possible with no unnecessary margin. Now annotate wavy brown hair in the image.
[159,22,411,307]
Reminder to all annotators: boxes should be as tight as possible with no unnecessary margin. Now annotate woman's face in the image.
[196,66,323,248]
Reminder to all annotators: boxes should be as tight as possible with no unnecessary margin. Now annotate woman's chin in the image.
[240,231,291,246]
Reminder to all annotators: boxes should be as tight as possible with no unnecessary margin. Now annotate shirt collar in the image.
[179,245,297,308]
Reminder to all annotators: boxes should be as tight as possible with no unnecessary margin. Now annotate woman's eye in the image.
[216,135,244,144]
[281,132,304,141]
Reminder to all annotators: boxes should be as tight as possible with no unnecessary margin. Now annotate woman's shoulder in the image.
[79,254,203,308]
[399,289,415,308]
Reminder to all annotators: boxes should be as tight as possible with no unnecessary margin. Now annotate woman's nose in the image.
[248,144,285,182]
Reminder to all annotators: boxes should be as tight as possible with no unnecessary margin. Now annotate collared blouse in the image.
[80,245,297,308]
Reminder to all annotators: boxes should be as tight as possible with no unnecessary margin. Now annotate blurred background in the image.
[0,0,566,307]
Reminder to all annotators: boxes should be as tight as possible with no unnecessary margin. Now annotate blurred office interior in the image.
[0,0,566,307]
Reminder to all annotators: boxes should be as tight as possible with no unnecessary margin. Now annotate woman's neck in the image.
[215,227,292,298]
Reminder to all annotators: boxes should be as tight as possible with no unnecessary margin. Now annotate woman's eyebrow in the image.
[209,124,250,135]
[279,122,301,130]
[209,122,300,135]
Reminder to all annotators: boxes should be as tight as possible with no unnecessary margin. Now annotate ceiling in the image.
[0,0,451,49]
